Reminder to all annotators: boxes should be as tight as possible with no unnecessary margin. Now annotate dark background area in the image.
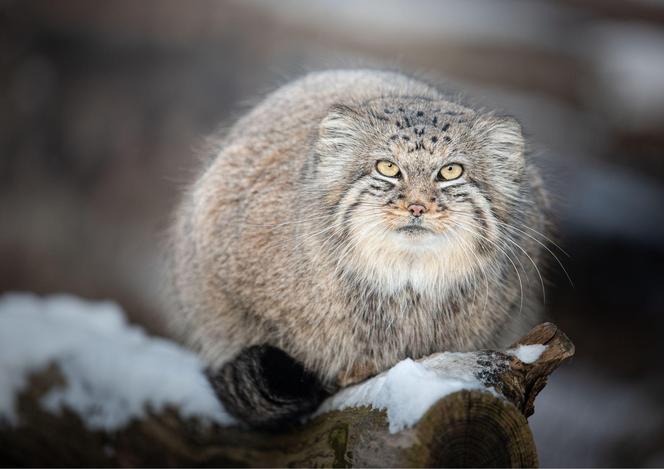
[1,1,663,466]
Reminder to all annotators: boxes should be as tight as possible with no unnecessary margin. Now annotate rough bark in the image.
[0,323,573,467]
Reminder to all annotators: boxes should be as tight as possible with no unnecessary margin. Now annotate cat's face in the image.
[312,98,525,292]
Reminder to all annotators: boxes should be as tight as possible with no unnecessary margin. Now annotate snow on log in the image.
[0,293,574,467]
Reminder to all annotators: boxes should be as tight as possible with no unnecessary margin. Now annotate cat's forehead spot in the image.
[388,135,451,164]
[375,101,472,157]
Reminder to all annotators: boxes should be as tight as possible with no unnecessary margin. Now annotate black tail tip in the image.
[207,345,331,431]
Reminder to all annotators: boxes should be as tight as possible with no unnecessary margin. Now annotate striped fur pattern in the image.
[167,70,550,428]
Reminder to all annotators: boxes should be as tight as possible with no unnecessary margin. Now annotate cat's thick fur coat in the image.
[168,70,548,428]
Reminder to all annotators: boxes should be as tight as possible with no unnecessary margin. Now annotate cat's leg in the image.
[207,345,331,430]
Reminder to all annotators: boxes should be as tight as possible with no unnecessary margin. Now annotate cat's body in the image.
[168,70,549,428]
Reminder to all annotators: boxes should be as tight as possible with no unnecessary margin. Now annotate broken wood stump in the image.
[0,323,574,467]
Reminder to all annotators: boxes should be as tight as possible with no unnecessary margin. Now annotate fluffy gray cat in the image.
[167,70,550,429]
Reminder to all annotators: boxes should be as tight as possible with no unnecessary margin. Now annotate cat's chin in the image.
[395,225,432,235]
[390,228,447,250]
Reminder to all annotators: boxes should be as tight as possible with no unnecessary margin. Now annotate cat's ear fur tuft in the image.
[485,115,525,160]
[317,104,363,150]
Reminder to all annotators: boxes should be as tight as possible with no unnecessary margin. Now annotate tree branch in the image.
[0,323,573,467]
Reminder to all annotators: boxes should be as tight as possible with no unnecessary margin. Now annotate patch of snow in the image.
[0,292,235,430]
[507,344,547,364]
[317,352,492,433]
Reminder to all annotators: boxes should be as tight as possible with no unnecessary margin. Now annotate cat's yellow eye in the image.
[376,160,400,178]
[439,163,464,181]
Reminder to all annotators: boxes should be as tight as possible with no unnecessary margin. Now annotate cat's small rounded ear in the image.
[318,104,362,148]
[486,115,525,160]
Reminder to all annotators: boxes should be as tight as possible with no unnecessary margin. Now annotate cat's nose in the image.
[408,204,427,217]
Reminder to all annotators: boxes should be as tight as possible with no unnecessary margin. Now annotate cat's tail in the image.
[207,345,331,430]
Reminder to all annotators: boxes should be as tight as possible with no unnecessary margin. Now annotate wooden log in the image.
[0,323,573,467]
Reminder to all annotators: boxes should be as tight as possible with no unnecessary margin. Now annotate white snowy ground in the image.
[0,293,235,430]
[0,293,543,434]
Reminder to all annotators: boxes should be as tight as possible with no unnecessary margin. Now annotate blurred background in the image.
[1,0,663,466]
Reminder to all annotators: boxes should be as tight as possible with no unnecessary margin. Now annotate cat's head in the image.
[310,97,526,292]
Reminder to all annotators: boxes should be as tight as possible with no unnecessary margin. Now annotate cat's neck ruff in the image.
[344,226,482,297]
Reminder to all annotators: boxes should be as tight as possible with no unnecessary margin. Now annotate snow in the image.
[0,292,541,435]
[0,292,235,430]
[507,344,547,364]
[317,352,492,433]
